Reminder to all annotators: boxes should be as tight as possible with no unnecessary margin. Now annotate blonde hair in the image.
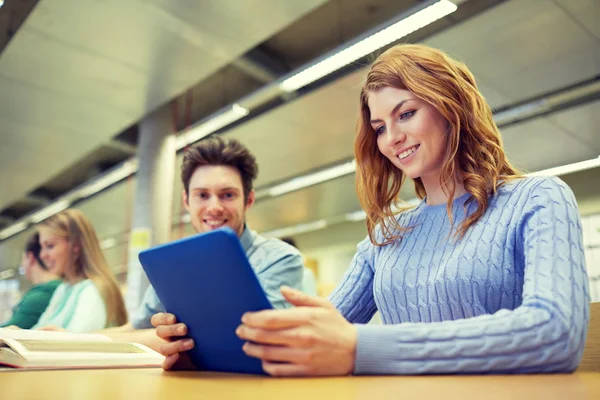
[355,44,522,246]
[40,209,127,327]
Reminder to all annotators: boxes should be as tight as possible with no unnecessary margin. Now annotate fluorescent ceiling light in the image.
[0,269,15,280]
[0,221,28,240]
[176,103,249,150]
[345,210,367,222]
[280,0,457,92]
[262,219,328,238]
[267,160,356,197]
[76,159,138,199]
[529,156,600,177]
[30,199,70,224]
[493,99,550,126]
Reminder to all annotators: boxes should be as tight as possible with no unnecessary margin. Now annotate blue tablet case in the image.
[138,228,273,375]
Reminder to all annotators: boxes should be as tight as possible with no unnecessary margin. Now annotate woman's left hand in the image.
[236,286,357,377]
[36,325,67,332]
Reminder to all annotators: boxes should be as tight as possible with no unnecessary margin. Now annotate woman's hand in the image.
[236,286,357,377]
[151,312,195,370]
[36,325,67,332]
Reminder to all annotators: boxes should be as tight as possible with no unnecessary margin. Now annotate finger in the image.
[151,313,177,327]
[37,325,61,331]
[162,353,179,370]
[242,342,312,364]
[237,325,317,347]
[242,308,321,330]
[262,361,312,377]
[159,338,194,357]
[50,326,65,332]
[280,286,333,309]
[155,323,188,340]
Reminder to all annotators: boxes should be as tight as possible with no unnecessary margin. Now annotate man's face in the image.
[183,165,254,237]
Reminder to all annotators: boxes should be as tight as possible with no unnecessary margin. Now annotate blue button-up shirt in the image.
[131,227,304,329]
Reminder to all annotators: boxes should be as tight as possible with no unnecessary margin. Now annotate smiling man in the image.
[93,137,304,348]
[131,137,304,329]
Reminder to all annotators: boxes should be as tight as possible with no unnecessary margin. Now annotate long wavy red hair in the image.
[355,44,521,246]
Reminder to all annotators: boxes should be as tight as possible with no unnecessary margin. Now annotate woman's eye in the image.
[399,110,416,120]
[375,125,386,135]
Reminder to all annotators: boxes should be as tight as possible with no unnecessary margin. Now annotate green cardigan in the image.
[1,280,61,328]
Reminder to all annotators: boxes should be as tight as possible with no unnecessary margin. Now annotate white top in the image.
[33,279,107,333]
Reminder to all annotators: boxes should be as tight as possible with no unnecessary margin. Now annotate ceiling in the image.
[0,0,327,213]
[0,0,599,279]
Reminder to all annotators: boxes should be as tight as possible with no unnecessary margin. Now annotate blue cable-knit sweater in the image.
[329,176,590,375]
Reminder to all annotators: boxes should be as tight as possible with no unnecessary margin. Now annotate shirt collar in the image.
[239,225,254,253]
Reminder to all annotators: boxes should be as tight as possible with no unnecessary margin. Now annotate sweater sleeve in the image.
[329,236,379,324]
[1,289,50,329]
[353,177,590,374]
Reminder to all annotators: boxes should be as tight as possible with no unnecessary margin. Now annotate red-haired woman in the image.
[154,44,589,376]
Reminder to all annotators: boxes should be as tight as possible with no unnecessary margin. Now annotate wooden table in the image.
[2,369,599,400]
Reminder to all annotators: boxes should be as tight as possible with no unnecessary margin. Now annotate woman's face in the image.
[368,87,449,184]
[38,228,72,278]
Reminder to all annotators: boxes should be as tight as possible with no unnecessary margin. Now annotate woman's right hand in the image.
[151,312,195,370]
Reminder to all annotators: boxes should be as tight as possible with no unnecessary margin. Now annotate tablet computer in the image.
[138,228,272,375]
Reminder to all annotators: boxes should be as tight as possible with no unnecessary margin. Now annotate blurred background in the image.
[0,0,598,320]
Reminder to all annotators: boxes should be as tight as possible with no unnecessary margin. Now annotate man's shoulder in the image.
[18,286,54,309]
[246,231,303,272]
[25,281,59,300]
[249,231,302,258]
[37,279,61,293]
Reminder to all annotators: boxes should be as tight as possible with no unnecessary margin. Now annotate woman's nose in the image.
[386,125,406,147]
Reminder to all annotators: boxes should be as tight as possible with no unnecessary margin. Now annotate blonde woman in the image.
[33,209,127,332]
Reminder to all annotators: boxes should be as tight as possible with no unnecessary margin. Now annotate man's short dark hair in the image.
[280,237,298,249]
[25,232,47,270]
[181,136,258,201]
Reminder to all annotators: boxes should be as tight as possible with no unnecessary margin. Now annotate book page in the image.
[0,328,111,343]
[13,340,146,354]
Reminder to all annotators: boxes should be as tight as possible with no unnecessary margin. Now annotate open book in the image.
[0,328,164,370]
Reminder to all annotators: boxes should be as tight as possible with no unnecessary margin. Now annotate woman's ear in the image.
[71,242,81,258]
